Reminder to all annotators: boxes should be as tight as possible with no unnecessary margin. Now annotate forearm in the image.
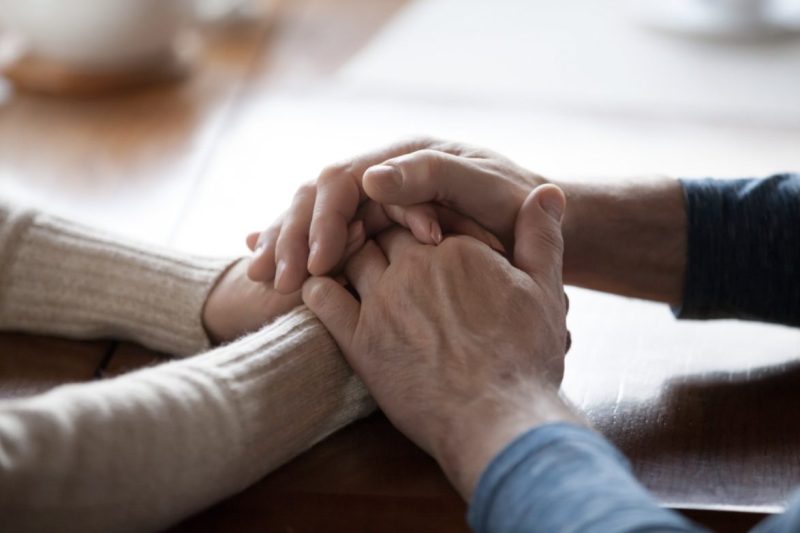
[555,173,800,326]
[0,308,375,533]
[555,177,687,306]
[0,202,230,356]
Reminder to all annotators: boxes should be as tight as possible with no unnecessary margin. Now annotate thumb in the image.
[363,149,524,240]
[513,184,566,286]
[302,276,360,351]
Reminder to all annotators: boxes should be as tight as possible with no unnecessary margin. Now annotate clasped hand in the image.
[218,138,581,498]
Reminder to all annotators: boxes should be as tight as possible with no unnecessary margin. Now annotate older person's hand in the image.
[301,185,581,499]
[247,138,546,294]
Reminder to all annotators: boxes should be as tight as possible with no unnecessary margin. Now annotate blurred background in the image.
[1,0,799,256]
[2,0,800,524]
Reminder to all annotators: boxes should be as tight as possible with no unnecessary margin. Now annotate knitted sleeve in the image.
[0,201,231,356]
[0,200,375,532]
[0,308,374,533]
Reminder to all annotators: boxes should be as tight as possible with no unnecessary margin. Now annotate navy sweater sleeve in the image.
[677,173,800,327]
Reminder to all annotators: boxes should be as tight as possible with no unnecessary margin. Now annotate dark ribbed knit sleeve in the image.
[676,173,800,327]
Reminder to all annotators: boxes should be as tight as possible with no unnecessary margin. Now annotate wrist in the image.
[202,259,241,345]
[435,385,583,501]
[552,178,687,305]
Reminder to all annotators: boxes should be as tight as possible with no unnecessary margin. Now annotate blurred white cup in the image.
[635,0,800,40]
[0,0,196,70]
[704,0,767,17]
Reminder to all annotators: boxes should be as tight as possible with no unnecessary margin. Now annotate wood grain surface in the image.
[2,0,800,532]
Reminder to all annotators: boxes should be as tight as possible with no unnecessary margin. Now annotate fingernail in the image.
[430,221,443,244]
[253,242,266,257]
[539,190,565,222]
[369,164,403,191]
[274,260,287,290]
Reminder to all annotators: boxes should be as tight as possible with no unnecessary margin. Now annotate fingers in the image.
[382,203,442,245]
[329,220,367,274]
[307,170,361,276]
[434,206,505,254]
[513,184,566,287]
[375,227,423,263]
[302,277,360,350]
[274,184,316,293]
[247,224,281,282]
[379,202,504,254]
[364,150,465,205]
[245,232,259,251]
[343,220,366,258]
[362,150,523,238]
[344,240,389,297]
[306,138,441,276]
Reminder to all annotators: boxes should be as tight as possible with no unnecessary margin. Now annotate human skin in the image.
[301,185,583,499]
[201,258,303,344]
[247,138,687,307]
[202,169,506,344]
[202,222,368,343]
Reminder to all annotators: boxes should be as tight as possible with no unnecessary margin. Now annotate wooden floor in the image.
[2,1,800,531]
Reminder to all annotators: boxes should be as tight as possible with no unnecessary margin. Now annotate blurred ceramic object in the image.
[0,0,196,71]
[195,0,274,25]
[633,0,800,41]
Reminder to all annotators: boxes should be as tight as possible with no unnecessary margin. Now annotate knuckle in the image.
[256,227,279,249]
[306,280,334,307]
[319,162,357,185]
[435,140,467,155]
[400,149,441,182]
[397,135,439,151]
[275,226,308,254]
[359,239,381,257]
[295,182,317,200]
[437,235,475,258]
[406,246,430,265]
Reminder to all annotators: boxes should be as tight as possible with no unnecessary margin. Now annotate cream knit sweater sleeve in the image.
[0,202,375,533]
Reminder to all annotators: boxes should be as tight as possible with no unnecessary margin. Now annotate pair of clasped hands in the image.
[203,138,581,498]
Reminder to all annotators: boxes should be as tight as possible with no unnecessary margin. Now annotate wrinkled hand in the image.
[302,185,580,499]
[247,138,546,294]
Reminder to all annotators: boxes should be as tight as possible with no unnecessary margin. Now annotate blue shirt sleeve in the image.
[467,423,701,533]
[467,423,800,533]
[677,173,800,327]
[754,491,800,532]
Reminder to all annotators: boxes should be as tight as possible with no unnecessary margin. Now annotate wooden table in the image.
[2,1,800,531]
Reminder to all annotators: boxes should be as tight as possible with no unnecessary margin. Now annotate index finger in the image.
[375,227,424,264]
[306,138,441,276]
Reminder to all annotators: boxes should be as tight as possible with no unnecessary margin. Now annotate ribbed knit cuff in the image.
[676,175,800,327]
[200,307,375,482]
[0,206,232,356]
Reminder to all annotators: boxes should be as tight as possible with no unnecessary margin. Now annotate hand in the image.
[302,185,581,499]
[204,214,371,344]
[201,259,302,344]
[247,138,547,294]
